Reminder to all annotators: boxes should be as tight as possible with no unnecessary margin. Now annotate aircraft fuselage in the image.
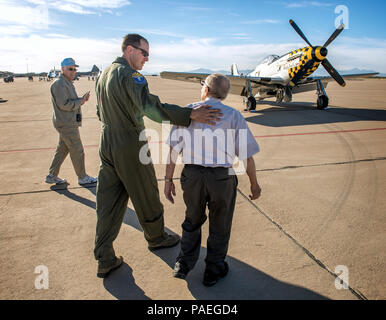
[249,46,327,91]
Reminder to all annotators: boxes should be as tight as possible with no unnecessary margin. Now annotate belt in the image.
[185,164,231,170]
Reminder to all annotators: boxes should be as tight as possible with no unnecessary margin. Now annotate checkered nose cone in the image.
[288,47,321,84]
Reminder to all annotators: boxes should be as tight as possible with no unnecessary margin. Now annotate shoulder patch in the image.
[132,72,147,85]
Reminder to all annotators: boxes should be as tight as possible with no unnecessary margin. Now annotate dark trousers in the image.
[178,164,238,273]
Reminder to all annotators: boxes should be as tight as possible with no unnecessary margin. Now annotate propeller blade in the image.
[289,19,313,47]
[322,59,346,87]
[323,23,345,47]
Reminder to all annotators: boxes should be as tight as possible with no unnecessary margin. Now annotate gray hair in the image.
[205,73,230,100]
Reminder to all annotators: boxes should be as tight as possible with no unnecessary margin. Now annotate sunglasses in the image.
[68,67,77,72]
[200,80,209,88]
[131,45,149,58]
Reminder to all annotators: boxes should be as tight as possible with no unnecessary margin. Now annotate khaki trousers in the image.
[49,126,86,178]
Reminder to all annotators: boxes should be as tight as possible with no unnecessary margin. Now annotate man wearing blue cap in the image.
[45,57,97,185]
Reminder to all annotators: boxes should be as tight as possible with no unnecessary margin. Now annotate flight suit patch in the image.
[132,72,147,85]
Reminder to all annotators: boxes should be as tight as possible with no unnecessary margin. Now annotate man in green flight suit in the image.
[94,34,222,278]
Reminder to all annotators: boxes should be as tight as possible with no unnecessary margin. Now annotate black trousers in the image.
[177,164,238,273]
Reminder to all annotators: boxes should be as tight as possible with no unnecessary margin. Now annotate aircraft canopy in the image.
[260,55,280,65]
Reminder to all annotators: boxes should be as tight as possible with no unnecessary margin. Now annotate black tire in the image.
[317,95,329,110]
[247,96,257,111]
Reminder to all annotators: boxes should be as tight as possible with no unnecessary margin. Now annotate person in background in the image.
[45,57,97,185]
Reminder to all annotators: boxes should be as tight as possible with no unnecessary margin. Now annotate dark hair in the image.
[121,34,148,53]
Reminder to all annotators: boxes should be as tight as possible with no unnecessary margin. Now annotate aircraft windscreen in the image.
[259,55,280,65]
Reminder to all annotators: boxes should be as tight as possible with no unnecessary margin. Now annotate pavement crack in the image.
[1,156,385,197]
[0,185,96,197]
[256,156,386,173]
[236,188,368,300]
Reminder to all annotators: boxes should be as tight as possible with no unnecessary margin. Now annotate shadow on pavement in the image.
[103,262,151,300]
[48,189,325,299]
[123,207,143,231]
[50,184,96,209]
[50,186,150,299]
[83,185,96,196]
[152,246,329,300]
[49,185,140,231]
[246,102,386,127]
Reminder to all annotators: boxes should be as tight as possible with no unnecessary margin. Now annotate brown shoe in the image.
[148,234,180,251]
[97,256,123,278]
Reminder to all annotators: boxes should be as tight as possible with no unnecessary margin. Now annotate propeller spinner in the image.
[289,19,346,87]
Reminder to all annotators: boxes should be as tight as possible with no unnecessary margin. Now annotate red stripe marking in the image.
[253,127,386,138]
[0,145,99,155]
[0,128,385,154]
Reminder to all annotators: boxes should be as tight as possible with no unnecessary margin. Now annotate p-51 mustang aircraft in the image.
[161,19,378,110]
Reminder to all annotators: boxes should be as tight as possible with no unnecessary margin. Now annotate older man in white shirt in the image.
[164,73,261,286]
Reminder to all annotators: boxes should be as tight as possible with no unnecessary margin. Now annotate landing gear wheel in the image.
[246,96,257,111]
[317,95,329,110]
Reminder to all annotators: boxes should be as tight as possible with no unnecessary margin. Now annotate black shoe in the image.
[173,261,190,279]
[203,262,229,286]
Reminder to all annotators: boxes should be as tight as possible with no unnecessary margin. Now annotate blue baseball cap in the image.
[61,57,79,67]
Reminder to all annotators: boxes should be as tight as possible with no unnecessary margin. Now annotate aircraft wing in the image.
[160,71,286,96]
[160,71,285,85]
[303,72,379,84]
[160,71,208,83]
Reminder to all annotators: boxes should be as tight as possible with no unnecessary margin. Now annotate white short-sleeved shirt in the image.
[166,97,260,167]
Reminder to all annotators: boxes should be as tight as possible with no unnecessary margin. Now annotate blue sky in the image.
[1,0,386,73]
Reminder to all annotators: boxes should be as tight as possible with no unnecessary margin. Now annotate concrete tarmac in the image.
[0,76,385,300]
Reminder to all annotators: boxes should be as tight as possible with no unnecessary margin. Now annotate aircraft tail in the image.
[231,63,239,76]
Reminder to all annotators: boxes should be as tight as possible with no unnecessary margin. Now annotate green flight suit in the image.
[94,57,192,268]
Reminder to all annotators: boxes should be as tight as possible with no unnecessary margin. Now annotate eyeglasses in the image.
[131,45,149,58]
[68,67,77,72]
[200,80,209,88]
